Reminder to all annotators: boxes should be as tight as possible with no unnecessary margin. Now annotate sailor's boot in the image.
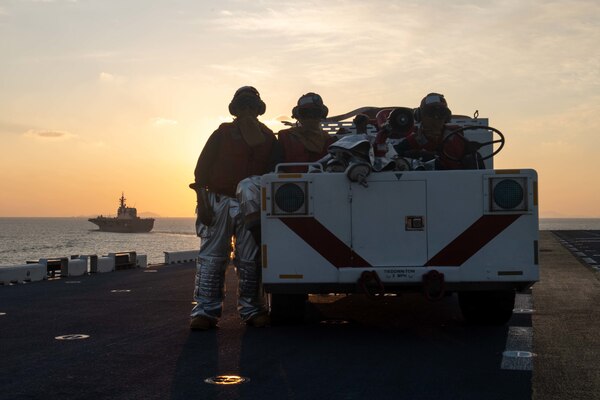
[190,257,228,329]
[236,259,268,326]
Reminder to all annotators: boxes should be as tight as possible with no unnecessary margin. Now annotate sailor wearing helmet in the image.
[394,93,483,170]
[277,92,337,172]
[189,86,282,330]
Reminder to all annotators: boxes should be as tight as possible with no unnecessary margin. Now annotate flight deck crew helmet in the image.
[414,92,452,123]
[353,113,370,132]
[353,113,370,127]
[228,86,266,116]
[292,92,329,120]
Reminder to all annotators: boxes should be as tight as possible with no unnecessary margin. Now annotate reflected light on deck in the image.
[204,375,249,385]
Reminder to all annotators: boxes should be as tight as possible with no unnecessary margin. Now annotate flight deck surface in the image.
[0,232,598,400]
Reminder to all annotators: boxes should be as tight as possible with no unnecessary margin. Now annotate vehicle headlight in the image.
[490,178,527,212]
[272,182,308,215]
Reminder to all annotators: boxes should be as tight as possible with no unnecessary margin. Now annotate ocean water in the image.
[0,217,198,266]
[538,218,600,231]
[1,217,599,266]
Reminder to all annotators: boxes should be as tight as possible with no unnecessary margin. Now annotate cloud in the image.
[0,121,32,135]
[261,117,291,131]
[98,72,127,84]
[82,51,119,60]
[218,115,234,124]
[210,0,600,91]
[23,130,76,140]
[215,5,349,37]
[514,97,600,141]
[26,0,78,3]
[151,117,178,126]
[87,140,107,148]
[99,72,115,82]
[539,139,578,156]
[209,62,278,80]
[207,4,452,85]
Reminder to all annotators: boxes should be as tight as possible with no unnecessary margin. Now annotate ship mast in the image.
[117,192,128,217]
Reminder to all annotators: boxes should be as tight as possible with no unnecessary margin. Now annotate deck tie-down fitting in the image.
[358,270,385,299]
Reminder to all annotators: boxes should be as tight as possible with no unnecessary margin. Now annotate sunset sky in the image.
[1,0,598,217]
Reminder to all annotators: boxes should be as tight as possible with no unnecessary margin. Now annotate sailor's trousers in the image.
[191,191,265,321]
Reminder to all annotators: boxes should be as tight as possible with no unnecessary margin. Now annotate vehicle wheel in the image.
[268,293,308,324]
[458,290,515,326]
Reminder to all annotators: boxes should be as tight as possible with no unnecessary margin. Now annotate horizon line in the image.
[0,215,599,219]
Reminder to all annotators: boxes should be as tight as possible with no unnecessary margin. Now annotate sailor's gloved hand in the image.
[189,183,215,227]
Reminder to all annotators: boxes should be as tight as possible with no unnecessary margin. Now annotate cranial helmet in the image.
[228,86,266,116]
[353,114,370,127]
[353,114,370,133]
[292,92,329,120]
[414,92,451,123]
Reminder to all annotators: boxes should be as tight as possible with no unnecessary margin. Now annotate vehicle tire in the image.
[458,290,515,326]
[268,293,308,325]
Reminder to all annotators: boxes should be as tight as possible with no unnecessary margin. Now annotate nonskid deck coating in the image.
[0,232,597,400]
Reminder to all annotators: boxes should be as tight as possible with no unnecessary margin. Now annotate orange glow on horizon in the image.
[0,1,598,217]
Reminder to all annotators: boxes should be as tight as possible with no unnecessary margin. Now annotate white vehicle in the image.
[260,112,539,325]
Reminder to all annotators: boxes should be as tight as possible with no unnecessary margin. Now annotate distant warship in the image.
[89,193,154,233]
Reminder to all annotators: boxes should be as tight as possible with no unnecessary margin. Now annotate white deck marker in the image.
[501,326,534,370]
[502,294,534,370]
